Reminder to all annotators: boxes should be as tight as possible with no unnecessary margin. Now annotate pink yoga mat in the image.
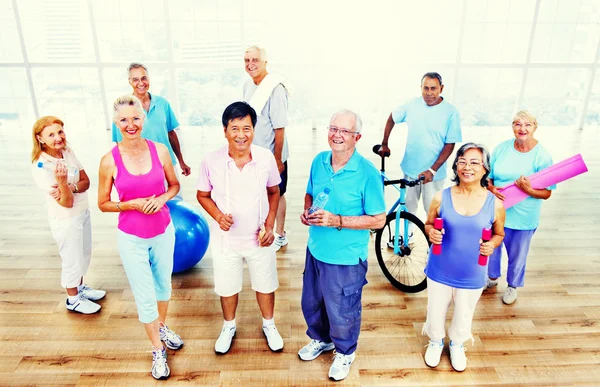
[498,154,588,209]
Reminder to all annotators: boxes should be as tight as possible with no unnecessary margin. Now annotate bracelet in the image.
[116,202,122,212]
[337,214,342,231]
[428,168,437,176]
[73,183,79,193]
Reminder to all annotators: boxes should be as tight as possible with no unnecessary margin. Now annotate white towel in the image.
[246,73,291,113]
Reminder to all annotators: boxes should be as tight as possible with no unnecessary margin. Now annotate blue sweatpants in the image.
[488,227,536,288]
[301,248,368,355]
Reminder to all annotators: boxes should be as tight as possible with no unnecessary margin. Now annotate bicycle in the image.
[372,145,430,293]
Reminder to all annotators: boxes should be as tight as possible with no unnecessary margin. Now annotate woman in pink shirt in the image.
[98,95,182,380]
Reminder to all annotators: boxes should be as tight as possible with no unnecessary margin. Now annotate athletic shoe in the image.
[79,284,106,301]
[503,286,518,304]
[449,341,468,372]
[215,325,236,354]
[159,323,184,350]
[328,351,356,381]
[151,346,170,380]
[262,324,284,352]
[424,339,444,368]
[65,294,101,314]
[274,232,288,251]
[486,278,498,289]
[298,339,335,361]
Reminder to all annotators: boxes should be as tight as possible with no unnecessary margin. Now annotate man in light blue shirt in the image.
[298,110,386,382]
[112,63,191,177]
[379,72,462,217]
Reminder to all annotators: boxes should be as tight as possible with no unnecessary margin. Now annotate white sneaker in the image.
[328,351,356,381]
[503,286,518,304]
[79,284,106,301]
[449,341,468,372]
[298,339,335,361]
[274,232,288,251]
[151,346,170,380]
[262,324,284,351]
[65,294,101,314]
[424,339,444,367]
[215,325,236,354]
[159,323,184,350]
[486,278,498,289]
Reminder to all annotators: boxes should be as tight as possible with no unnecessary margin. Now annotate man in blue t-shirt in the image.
[298,109,386,382]
[112,63,191,177]
[379,72,462,217]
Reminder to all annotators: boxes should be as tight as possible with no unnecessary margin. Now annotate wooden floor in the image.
[1,121,600,387]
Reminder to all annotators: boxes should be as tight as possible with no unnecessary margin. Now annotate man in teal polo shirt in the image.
[112,63,191,178]
[298,109,386,381]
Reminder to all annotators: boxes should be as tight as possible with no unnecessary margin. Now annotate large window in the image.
[0,0,599,132]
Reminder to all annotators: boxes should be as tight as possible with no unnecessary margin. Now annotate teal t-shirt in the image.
[306,150,386,265]
[490,139,556,230]
[392,97,462,181]
[112,93,180,165]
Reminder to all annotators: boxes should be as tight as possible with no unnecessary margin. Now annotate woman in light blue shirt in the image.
[487,110,555,305]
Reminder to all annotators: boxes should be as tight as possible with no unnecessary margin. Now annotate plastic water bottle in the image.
[37,160,79,183]
[308,188,330,214]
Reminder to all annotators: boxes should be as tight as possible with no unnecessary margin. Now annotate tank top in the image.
[424,187,496,289]
[112,140,170,238]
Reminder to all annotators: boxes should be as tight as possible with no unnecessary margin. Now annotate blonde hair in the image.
[31,116,66,163]
[112,94,146,122]
[245,45,268,61]
[512,110,538,129]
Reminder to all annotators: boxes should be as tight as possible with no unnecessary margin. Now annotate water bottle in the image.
[308,188,330,214]
[37,160,80,184]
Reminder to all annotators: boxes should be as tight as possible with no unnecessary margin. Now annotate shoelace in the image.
[306,339,322,352]
[161,326,180,341]
[152,349,167,369]
[450,344,470,363]
[424,340,443,349]
[331,350,350,367]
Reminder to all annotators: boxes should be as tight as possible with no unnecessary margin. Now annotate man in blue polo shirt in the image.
[379,72,462,217]
[112,63,191,178]
[298,109,386,381]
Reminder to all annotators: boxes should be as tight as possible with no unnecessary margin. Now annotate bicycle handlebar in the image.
[384,176,425,188]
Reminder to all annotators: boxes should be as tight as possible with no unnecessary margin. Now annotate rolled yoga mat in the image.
[498,153,588,209]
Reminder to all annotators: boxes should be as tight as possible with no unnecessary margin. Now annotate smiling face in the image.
[225,115,254,153]
[512,117,537,143]
[116,105,145,139]
[244,48,267,80]
[128,67,150,97]
[37,123,67,152]
[328,113,361,154]
[455,148,486,185]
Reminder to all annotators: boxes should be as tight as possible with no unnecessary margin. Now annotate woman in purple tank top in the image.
[98,95,182,380]
[422,143,506,372]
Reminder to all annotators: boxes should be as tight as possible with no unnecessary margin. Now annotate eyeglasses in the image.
[456,160,483,169]
[130,76,149,84]
[328,126,359,136]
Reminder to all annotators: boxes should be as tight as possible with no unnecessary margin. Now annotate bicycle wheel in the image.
[375,211,430,293]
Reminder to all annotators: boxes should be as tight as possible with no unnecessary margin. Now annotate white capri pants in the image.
[422,278,484,345]
[211,238,279,297]
[49,209,92,288]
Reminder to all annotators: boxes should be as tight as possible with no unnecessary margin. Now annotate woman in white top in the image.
[31,116,106,314]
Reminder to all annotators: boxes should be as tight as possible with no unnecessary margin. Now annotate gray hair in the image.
[421,72,443,86]
[245,45,268,61]
[127,62,148,76]
[330,109,363,134]
[112,94,146,122]
[451,142,491,187]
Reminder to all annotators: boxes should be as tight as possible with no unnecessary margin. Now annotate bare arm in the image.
[54,163,74,208]
[306,209,386,230]
[486,178,506,201]
[196,190,233,231]
[378,114,396,155]
[70,169,90,194]
[265,185,280,229]
[418,143,456,184]
[515,175,552,200]
[168,130,190,176]
[424,191,443,244]
[156,143,180,203]
[273,128,285,174]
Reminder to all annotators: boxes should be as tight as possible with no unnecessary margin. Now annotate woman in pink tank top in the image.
[98,95,182,380]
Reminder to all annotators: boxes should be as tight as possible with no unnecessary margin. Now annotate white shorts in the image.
[49,209,92,288]
[212,241,279,297]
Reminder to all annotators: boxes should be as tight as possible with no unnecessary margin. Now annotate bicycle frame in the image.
[380,171,410,255]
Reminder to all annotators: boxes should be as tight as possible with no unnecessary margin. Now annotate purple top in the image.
[112,140,170,238]
[424,187,496,289]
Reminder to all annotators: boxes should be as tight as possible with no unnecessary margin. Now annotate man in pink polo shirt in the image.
[197,101,283,355]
